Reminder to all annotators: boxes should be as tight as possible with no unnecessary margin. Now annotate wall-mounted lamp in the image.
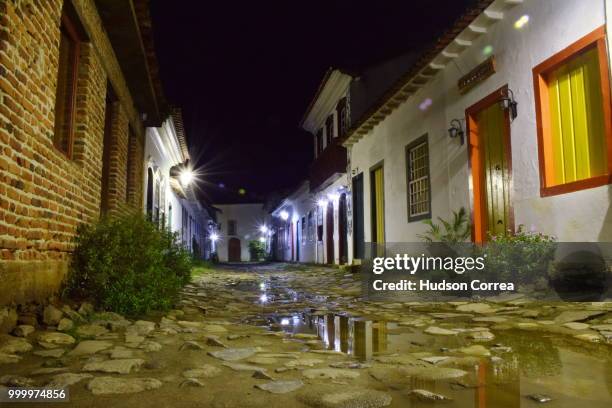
[280,210,289,220]
[448,119,465,145]
[500,88,518,120]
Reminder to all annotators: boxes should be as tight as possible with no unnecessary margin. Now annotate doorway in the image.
[466,86,514,242]
[326,200,334,264]
[228,237,241,262]
[352,174,364,259]
[296,219,301,262]
[338,193,348,264]
[370,163,385,244]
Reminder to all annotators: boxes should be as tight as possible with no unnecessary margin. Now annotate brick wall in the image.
[0,0,149,304]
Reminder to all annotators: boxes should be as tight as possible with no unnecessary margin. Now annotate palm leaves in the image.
[418,207,471,243]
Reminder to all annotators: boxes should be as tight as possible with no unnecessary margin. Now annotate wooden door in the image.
[467,86,514,242]
[352,174,364,259]
[228,237,241,262]
[326,200,334,264]
[370,164,385,244]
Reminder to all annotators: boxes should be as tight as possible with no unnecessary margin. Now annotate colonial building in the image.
[143,109,214,259]
[341,0,612,258]
[214,203,269,262]
[0,0,164,304]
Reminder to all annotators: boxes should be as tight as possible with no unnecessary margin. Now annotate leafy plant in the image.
[483,225,556,282]
[418,207,471,243]
[248,240,266,261]
[65,213,193,317]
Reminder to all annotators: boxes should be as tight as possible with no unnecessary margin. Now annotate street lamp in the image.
[280,210,289,220]
[180,169,194,187]
[259,225,268,234]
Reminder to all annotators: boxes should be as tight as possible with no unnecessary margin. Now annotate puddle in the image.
[242,279,612,407]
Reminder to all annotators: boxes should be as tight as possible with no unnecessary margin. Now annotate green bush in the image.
[248,240,266,261]
[65,213,192,317]
[418,207,471,243]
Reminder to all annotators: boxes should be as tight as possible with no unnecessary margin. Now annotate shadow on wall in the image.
[598,185,612,241]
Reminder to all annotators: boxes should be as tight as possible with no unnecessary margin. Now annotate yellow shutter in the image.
[547,47,607,185]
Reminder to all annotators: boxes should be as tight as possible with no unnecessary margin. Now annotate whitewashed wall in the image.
[215,203,269,262]
[349,0,612,256]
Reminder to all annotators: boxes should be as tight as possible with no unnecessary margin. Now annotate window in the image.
[53,11,81,157]
[406,135,431,221]
[228,220,237,236]
[316,130,323,156]
[326,115,334,146]
[317,207,323,241]
[533,26,612,196]
[337,98,348,137]
[301,216,306,245]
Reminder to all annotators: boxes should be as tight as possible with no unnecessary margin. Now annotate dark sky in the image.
[150,0,474,204]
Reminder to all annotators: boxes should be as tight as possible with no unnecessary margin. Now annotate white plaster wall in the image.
[349,0,612,250]
[215,203,269,262]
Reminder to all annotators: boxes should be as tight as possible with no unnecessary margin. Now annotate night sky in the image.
[150,0,474,204]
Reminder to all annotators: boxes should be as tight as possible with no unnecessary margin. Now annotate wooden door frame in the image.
[369,160,385,243]
[326,200,335,264]
[465,85,515,243]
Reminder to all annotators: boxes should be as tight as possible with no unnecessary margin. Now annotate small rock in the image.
[13,325,34,338]
[43,305,63,326]
[222,362,266,372]
[298,387,392,408]
[574,333,602,342]
[61,306,85,323]
[78,303,94,316]
[183,365,222,379]
[419,356,450,365]
[68,340,113,356]
[38,332,75,347]
[34,349,65,358]
[180,378,204,387]
[138,341,162,352]
[526,393,553,403]
[205,336,227,348]
[208,347,256,361]
[255,380,304,394]
[252,370,274,380]
[87,376,162,395]
[46,373,92,388]
[456,303,494,314]
[0,352,21,364]
[554,310,605,324]
[562,322,590,330]
[129,320,156,336]
[0,375,35,387]
[302,368,360,380]
[411,389,451,401]
[57,318,74,332]
[180,341,204,351]
[0,307,18,334]
[0,335,32,354]
[77,324,108,337]
[458,345,490,357]
[424,326,457,336]
[82,358,145,374]
[468,331,495,341]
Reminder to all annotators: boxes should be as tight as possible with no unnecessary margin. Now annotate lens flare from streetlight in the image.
[180,169,194,187]
[210,233,219,242]
[514,15,529,29]
[280,210,289,220]
[259,225,268,233]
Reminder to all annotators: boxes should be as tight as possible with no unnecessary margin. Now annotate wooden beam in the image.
[454,38,472,47]
[468,24,487,34]
[484,10,504,20]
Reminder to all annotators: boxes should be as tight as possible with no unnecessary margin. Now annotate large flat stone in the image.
[68,340,113,356]
[208,347,256,361]
[87,376,162,395]
[256,380,304,394]
[554,310,605,324]
[82,358,145,374]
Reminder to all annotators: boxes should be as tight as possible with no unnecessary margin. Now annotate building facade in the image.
[214,203,269,262]
[143,109,213,259]
[0,0,163,304]
[342,0,612,259]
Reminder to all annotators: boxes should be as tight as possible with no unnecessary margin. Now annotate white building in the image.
[342,0,612,262]
[214,203,269,262]
[144,109,214,258]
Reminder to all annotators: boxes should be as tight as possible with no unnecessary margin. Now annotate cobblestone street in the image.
[1,263,611,407]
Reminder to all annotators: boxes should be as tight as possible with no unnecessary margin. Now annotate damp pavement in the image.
[0,262,611,407]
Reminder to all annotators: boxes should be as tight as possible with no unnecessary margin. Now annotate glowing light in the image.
[514,15,529,29]
[292,315,300,323]
[259,225,268,234]
[259,294,268,303]
[280,210,289,220]
[482,45,493,57]
[259,236,265,243]
[259,282,266,290]
[238,188,246,195]
[327,193,340,202]
[218,182,225,188]
[180,169,194,187]
[210,233,219,242]
[419,98,433,111]
[280,318,290,326]
[317,199,328,207]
